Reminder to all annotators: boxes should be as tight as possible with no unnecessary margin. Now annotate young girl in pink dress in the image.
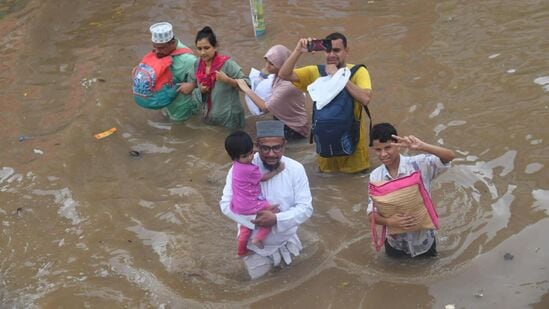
[225,130,284,256]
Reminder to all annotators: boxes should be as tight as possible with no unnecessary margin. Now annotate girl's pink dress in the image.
[230,161,271,256]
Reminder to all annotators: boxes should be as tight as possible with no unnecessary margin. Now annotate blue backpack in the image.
[311,64,372,157]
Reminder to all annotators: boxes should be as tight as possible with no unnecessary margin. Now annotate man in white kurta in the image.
[220,120,313,279]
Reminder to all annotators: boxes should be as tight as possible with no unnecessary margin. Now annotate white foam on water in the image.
[167,186,199,197]
[0,167,15,183]
[147,120,172,131]
[532,189,549,214]
[56,238,65,247]
[486,184,516,240]
[533,76,549,91]
[75,287,131,304]
[138,199,155,209]
[429,102,444,118]
[479,148,491,156]
[484,150,517,177]
[1,167,22,192]
[466,155,478,161]
[533,76,549,85]
[156,212,182,225]
[525,163,543,174]
[33,188,85,225]
[447,120,466,127]
[409,104,417,112]
[125,224,180,273]
[434,123,447,136]
[108,249,202,307]
[442,150,517,202]
[131,143,175,154]
[438,151,520,254]
[433,120,464,137]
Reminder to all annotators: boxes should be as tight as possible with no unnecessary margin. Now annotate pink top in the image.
[230,161,270,215]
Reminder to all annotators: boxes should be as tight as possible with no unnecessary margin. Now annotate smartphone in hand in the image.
[307,39,332,52]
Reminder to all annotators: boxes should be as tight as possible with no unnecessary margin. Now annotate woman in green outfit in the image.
[193,26,249,129]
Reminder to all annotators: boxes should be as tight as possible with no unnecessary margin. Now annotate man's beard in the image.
[262,160,280,171]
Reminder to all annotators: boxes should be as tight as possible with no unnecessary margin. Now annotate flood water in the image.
[1,0,548,308]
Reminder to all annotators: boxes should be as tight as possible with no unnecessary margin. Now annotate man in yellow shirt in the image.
[279,33,373,173]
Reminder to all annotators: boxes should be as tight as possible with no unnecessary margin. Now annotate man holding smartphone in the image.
[279,33,373,173]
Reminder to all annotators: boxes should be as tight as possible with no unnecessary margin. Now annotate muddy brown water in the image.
[1,0,548,308]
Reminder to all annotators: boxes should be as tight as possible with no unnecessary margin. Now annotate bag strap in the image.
[311,65,326,144]
[370,207,387,252]
[349,64,373,146]
[317,64,327,77]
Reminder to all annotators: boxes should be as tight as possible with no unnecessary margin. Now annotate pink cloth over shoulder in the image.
[368,170,439,252]
[264,45,309,137]
[230,161,270,215]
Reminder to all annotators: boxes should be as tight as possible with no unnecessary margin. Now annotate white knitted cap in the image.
[150,22,174,44]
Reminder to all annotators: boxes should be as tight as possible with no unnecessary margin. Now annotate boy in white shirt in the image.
[367,123,455,257]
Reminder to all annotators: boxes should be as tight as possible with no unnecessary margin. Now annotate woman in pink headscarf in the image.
[237,45,309,140]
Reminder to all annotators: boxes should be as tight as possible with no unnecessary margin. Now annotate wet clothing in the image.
[230,161,272,256]
[261,46,309,138]
[273,116,307,140]
[238,225,270,257]
[220,153,313,279]
[192,53,249,129]
[164,40,200,122]
[230,161,270,215]
[384,239,437,258]
[292,64,372,173]
[367,154,449,257]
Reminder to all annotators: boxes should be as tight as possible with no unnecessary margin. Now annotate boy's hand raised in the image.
[392,134,426,151]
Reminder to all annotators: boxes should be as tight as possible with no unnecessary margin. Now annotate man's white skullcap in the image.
[150,22,174,44]
[256,120,284,138]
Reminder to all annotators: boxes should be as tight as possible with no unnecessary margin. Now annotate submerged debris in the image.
[80,77,104,89]
[94,127,117,139]
[504,253,514,260]
[129,150,141,157]
[18,135,33,142]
